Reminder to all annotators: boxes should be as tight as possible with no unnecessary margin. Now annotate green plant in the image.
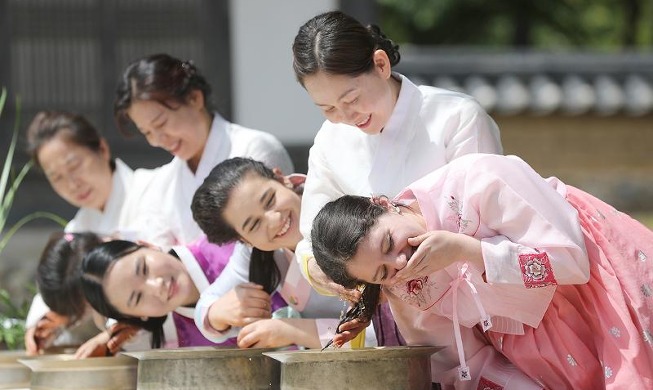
[0,87,66,350]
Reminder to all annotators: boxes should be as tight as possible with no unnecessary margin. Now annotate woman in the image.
[35,232,144,358]
[311,154,653,389]
[80,236,239,348]
[24,110,158,356]
[190,157,397,349]
[291,11,502,295]
[114,53,294,245]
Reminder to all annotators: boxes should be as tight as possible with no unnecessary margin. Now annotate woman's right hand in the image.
[208,282,272,330]
[24,326,39,355]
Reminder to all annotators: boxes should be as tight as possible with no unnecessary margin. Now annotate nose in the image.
[265,210,282,235]
[144,277,167,301]
[341,106,357,124]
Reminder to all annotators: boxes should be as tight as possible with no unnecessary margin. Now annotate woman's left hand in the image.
[237,319,293,348]
[389,231,482,283]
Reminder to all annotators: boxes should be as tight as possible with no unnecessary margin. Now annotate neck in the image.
[186,110,213,173]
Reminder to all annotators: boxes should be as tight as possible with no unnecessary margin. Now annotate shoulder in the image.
[228,123,283,148]
[418,84,484,113]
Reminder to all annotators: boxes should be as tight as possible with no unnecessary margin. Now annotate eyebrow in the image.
[241,188,272,231]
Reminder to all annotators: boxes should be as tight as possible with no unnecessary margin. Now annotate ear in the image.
[188,89,205,110]
[98,138,111,163]
[370,195,393,210]
[372,49,392,80]
[136,240,161,251]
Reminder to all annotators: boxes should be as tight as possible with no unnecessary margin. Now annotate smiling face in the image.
[347,210,426,285]
[302,50,399,135]
[222,172,302,251]
[102,247,198,318]
[126,90,210,170]
[37,132,113,210]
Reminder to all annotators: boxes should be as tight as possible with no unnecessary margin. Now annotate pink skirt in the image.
[486,186,653,389]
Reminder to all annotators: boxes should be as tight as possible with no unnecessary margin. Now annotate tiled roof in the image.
[396,48,653,116]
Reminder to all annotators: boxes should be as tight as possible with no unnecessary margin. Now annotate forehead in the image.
[39,135,94,169]
[303,72,362,103]
[126,99,168,124]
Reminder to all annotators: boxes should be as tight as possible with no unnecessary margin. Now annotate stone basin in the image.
[264,346,440,390]
[123,346,281,390]
[18,354,138,390]
[0,351,31,389]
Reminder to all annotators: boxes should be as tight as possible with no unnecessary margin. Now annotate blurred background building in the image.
[1,0,652,303]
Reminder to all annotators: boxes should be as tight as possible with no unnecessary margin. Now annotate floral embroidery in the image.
[637,250,648,262]
[446,195,470,232]
[642,284,652,298]
[518,252,558,288]
[496,336,503,351]
[566,354,577,366]
[478,377,504,390]
[596,209,606,220]
[644,329,652,346]
[609,327,621,338]
[407,276,428,295]
[604,365,613,378]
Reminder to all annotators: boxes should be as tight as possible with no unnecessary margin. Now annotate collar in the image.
[171,245,209,318]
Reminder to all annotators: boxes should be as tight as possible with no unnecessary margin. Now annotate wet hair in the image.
[80,240,167,348]
[292,10,400,86]
[36,231,103,324]
[191,157,287,294]
[311,195,387,323]
[25,111,115,171]
[114,53,213,134]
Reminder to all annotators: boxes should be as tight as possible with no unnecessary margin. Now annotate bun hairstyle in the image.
[292,10,400,85]
[114,53,213,134]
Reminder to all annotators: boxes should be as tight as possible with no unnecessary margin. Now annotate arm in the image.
[444,98,503,162]
[194,243,271,342]
[471,155,589,287]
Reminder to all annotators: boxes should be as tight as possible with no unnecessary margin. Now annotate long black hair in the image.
[80,240,167,348]
[292,10,400,86]
[311,195,388,325]
[192,157,291,294]
[36,231,103,324]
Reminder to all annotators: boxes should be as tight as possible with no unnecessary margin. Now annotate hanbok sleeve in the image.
[465,155,590,287]
[443,98,503,162]
[194,242,252,342]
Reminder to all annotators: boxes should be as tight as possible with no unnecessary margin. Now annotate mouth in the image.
[355,115,371,129]
[167,140,182,155]
[77,189,92,202]
[275,214,292,238]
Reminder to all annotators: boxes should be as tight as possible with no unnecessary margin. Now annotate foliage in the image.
[377,0,653,48]
[0,87,66,350]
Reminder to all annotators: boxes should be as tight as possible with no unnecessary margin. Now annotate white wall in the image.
[230,0,337,145]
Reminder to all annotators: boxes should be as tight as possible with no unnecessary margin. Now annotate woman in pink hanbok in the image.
[311,153,653,390]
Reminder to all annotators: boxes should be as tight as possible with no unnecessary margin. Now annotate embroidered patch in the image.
[406,276,429,296]
[518,252,557,288]
[604,365,613,379]
[446,195,471,232]
[477,377,504,390]
[637,250,648,262]
[609,327,621,338]
[566,354,577,366]
[644,329,652,346]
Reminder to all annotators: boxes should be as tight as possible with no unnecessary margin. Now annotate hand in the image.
[24,326,39,355]
[307,257,361,302]
[208,283,272,330]
[331,317,370,347]
[389,231,482,284]
[74,332,110,359]
[106,323,141,355]
[32,311,69,351]
[237,319,293,348]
